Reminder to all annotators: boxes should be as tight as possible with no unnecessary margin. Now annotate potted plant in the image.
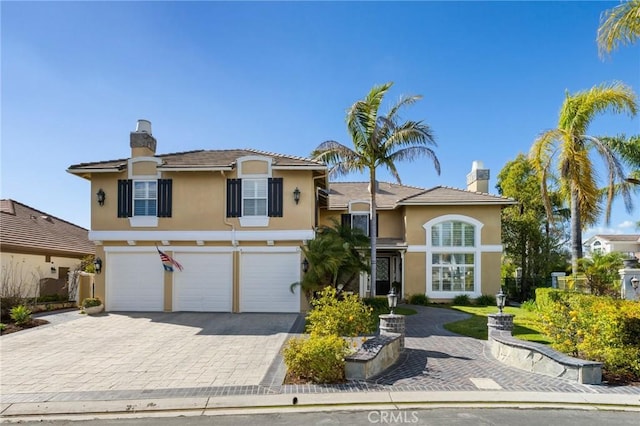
[81,297,104,315]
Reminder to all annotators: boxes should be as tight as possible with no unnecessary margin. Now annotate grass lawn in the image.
[443,305,551,344]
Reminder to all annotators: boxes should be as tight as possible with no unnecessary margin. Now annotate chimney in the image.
[130,119,157,157]
[466,161,490,193]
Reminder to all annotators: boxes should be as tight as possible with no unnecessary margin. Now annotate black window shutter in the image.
[117,179,132,218]
[157,179,172,217]
[226,179,242,217]
[341,214,351,228]
[268,178,283,217]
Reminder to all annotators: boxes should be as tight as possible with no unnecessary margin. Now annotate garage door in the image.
[240,252,300,312]
[106,252,164,311]
[173,252,233,312]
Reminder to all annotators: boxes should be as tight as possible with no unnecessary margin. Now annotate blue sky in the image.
[2,1,639,236]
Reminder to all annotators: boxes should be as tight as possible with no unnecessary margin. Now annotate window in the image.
[242,179,267,216]
[431,253,475,292]
[592,240,602,254]
[432,221,474,247]
[428,219,478,294]
[352,214,369,236]
[341,213,377,237]
[133,181,157,216]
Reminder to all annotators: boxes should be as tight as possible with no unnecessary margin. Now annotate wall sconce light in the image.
[93,257,103,274]
[302,258,309,273]
[496,288,506,314]
[50,262,56,273]
[96,189,106,206]
[632,276,639,290]
[293,187,301,204]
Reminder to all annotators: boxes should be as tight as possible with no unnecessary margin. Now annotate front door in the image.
[375,257,391,296]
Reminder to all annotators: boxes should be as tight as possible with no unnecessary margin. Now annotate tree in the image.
[530,82,638,274]
[292,219,369,300]
[597,0,640,57]
[312,82,439,294]
[578,251,625,296]
[496,154,569,300]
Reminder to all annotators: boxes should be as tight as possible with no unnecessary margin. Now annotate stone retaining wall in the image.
[345,333,401,380]
[490,330,602,384]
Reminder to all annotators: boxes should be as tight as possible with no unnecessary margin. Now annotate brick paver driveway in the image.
[0,311,298,396]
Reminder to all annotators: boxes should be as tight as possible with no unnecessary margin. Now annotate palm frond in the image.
[597,0,640,57]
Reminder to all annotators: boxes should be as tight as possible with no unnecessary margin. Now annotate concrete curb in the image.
[1,391,639,422]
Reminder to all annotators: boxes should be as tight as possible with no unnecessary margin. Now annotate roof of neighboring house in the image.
[584,234,640,245]
[67,149,325,174]
[327,182,516,210]
[0,200,95,257]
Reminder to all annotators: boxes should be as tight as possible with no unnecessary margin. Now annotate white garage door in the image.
[107,252,164,311]
[240,252,301,313]
[173,252,233,312]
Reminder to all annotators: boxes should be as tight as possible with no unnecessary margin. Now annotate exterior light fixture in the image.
[96,189,106,206]
[632,276,639,290]
[93,257,103,274]
[293,187,301,204]
[496,288,506,314]
[302,258,309,273]
[387,287,398,315]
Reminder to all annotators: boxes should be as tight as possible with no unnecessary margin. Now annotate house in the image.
[67,120,515,312]
[583,234,640,259]
[319,161,516,301]
[0,199,95,298]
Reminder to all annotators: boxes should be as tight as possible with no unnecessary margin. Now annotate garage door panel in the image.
[107,252,164,311]
[174,252,232,312]
[240,252,300,313]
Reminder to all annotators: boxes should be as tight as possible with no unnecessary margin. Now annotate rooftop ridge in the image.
[243,148,324,165]
[0,199,89,231]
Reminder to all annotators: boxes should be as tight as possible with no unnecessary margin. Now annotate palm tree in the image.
[312,82,439,295]
[530,81,638,274]
[597,0,640,57]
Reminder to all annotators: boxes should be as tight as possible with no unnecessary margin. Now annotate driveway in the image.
[0,311,299,396]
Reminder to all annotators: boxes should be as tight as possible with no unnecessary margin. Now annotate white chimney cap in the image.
[135,119,152,134]
[471,160,484,171]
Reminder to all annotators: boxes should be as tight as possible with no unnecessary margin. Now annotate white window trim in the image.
[423,215,484,298]
[126,157,162,228]
[351,212,370,236]
[236,156,272,228]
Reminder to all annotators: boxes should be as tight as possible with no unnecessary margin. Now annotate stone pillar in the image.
[379,314,405,350]
[619,267,640,301]
[487,313,514,339]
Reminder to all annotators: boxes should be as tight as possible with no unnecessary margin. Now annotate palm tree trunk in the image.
[570,184,583,274]
[369,167,377,296]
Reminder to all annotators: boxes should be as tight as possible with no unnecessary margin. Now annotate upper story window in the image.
[431,221,475,247]
[592,240,603,254]
[341,213,377,237]
[242,179,268,216]
[133,181,157,216]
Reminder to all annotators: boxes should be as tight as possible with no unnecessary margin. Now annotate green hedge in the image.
[535,288,640,381]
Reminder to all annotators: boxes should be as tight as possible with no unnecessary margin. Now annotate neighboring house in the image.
[67,120,515,312]
[0,199,95,298]
[319,162,516,301]
[583,234,640,259]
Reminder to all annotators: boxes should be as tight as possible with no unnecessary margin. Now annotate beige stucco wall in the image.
[91,169,316,232]
[0,252,84,297]
[131,160,158,176]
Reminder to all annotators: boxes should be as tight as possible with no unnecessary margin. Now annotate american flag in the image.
[156,246,183,272]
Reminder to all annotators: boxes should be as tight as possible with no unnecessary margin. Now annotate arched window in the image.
[424,216,482,295]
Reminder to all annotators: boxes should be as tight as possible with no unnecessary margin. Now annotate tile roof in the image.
[67,149,325,172]
[327,182,516,209]
[0,200,95,257]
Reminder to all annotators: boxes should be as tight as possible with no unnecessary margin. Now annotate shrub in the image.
[81,298,102,308]
[37,294,69,303]
[536,289,640,381]
[306,287,374,337]
[475,294,496,306]
[408,294,429,306]
[362,297,389,311]
[10,305,32,325]
[0,323,5,332]
[282,334,348,383]
[520,299,537,311]
[452,294,471,306]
